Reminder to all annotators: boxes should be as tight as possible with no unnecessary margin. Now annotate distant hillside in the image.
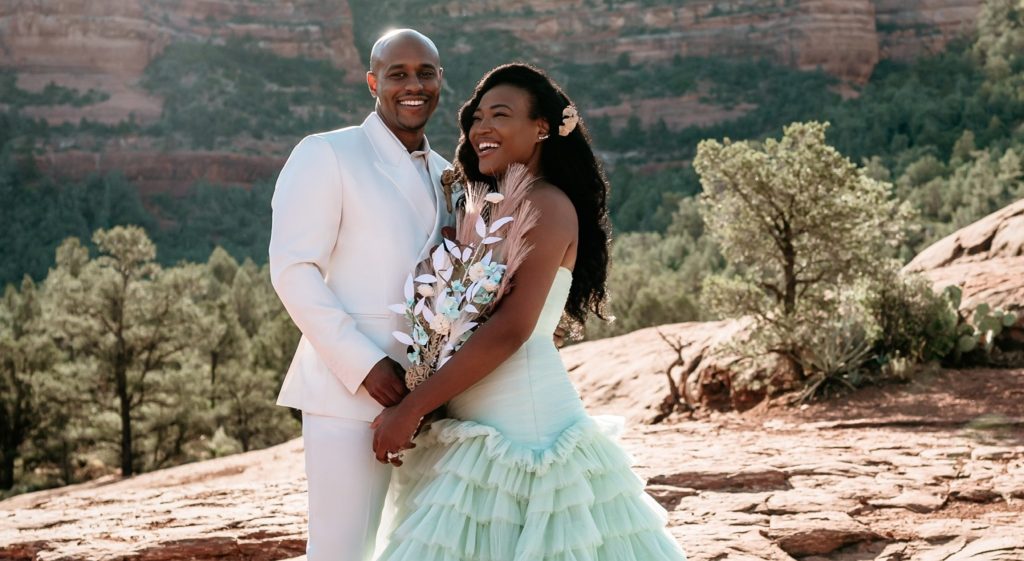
[5,0,1016,287]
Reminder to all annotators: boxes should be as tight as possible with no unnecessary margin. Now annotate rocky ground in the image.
[647,367,1024,561]
[2,366,1021,561]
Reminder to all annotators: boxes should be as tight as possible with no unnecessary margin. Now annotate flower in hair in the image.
[559,105,579,136]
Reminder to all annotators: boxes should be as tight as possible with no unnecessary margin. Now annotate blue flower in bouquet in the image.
[484,263,504,278]
[473,291,494,305]
[441,298,461,319]
[407,349,421,365]
[413,323,429,345]
[451,280,467,293]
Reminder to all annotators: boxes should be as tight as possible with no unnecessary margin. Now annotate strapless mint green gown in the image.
[376,267,686,561]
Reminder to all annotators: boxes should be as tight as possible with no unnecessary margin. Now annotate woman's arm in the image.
[371,185,578,462]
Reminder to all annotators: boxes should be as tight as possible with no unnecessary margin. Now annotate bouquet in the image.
[391,164,540,390]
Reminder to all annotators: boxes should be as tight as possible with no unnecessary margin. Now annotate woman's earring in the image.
[538,134,550,141]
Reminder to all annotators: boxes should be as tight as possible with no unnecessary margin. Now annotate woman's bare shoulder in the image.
[526,181,578,232]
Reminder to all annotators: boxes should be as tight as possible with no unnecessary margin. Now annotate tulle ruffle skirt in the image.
[375,415,686,561]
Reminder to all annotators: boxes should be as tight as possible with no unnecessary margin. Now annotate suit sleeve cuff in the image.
[327,341,389,396]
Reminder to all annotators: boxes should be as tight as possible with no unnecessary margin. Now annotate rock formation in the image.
[0,0,983,193]
[432,0,881,82]
[904,197,1024,349]
[874,0,983,60]
[0,0,364,124]
[0,1,363,75]
[34,148,286,194]
[562,319,750,420]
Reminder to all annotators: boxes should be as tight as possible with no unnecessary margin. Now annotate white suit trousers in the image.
[302,413,392,561]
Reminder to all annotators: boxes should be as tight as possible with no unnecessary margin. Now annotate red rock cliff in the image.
[0,0,982,192]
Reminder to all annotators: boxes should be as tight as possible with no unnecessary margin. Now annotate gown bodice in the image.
[446,266,585,449]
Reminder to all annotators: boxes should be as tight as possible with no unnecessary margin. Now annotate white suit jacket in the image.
[271,112,452,422]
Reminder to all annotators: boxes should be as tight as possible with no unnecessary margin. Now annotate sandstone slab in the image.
[648,464,790,492]
[971,446,1021,461]
[767,512,880,556]
[945,535,1024,561]
[756,490,861,516]
[869,490,948,513]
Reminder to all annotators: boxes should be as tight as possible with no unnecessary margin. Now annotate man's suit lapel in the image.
[416,151,451,260]
[363,114,436,236]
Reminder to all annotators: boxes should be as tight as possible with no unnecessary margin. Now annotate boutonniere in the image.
[440,167,463,213]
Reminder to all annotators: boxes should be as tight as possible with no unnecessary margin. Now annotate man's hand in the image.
[363,357,408,407]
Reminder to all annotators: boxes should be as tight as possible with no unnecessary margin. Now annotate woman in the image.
[371,63,686,561]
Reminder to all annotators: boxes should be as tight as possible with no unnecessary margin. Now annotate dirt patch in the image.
[736,368,1024,432]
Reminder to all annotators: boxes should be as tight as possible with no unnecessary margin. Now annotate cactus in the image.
[941,285,1018,364]
[958,334,978,354]
[1003,312,1019,327]
[944,285,963,309]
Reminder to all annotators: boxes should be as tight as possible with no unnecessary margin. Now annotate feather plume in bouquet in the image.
[391,164,540,390]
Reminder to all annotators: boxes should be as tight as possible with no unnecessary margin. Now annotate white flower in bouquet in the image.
[391,164,541,390]
[416,284,435,297]
[468,262,487,282]
[427,312,452,336]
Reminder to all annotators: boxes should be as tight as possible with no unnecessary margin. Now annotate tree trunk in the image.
[239,409,251,452]
[209,351,218,409]
[1,446,15,490]
[782,223,796,316]
[1,362,27,490]
[778,223,803,382]
[60,438,72,485]
[116,363,133,477]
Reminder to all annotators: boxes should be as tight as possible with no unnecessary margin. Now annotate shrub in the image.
[862,272,959,363]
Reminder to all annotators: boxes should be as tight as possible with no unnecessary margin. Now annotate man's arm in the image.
[269,135,397,398]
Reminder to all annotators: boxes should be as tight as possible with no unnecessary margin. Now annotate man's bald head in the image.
[369,29,440,73]
[365,28,443,151]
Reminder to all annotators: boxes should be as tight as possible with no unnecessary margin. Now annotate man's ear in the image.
[367,71,378,98]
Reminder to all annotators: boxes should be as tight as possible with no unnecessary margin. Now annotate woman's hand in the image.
[370,404,421,466]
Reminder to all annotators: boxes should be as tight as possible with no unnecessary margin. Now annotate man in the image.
[269,29,449,561]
